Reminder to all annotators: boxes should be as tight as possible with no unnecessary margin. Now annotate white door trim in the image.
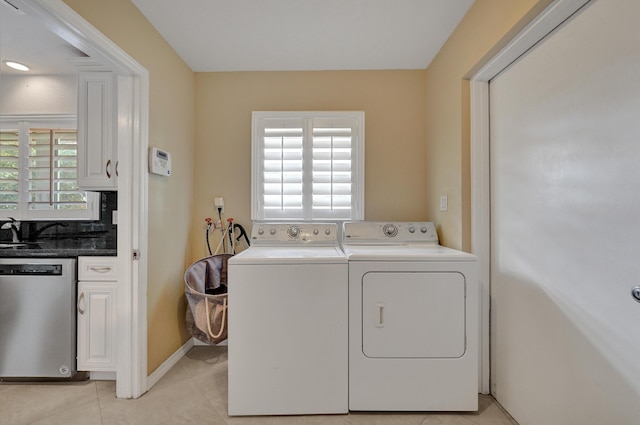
[22,0,149,398]
[469,0,591,394]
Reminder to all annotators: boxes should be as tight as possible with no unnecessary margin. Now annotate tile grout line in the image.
[94,381,106,425]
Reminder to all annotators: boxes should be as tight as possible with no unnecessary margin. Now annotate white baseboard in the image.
[146,338,194,389]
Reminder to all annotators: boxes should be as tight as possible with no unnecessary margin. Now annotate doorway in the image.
[14,0,150,398]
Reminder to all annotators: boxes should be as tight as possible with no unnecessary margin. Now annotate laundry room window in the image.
[0,117,99,220]
[252,111,364,221]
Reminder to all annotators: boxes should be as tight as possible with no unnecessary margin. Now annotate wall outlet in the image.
[214,197,224,213]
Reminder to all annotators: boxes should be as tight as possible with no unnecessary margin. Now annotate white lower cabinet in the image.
[77,257,117,375]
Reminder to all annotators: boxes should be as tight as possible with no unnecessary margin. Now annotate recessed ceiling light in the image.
[3,60,30,71]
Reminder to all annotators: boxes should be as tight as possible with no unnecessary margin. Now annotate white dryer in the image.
[227,222,348,416]
[343,221,478,411]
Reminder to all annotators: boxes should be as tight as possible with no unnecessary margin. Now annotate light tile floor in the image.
[0,346,519,425]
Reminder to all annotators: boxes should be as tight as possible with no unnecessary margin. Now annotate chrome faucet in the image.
[0,217,21,243]
[28,221,69,242]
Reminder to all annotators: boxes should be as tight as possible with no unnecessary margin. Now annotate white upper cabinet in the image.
[74,62,118,190]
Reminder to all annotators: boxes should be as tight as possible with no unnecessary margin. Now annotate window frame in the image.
[251,111,365,221]
[0,115,99,221]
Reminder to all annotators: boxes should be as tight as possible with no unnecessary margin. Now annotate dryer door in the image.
[362,271,465,358]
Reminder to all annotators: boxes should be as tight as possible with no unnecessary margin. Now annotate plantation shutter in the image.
[0,120,98,220]
[259,118,305,219]
[0,130,19,211]
[311,118,357,219]
[253,112,364,221]
[28,129,89,212]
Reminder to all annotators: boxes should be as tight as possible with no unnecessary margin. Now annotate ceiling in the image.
[0,0,87,75]
[130,0,475,71]
[0,0,474,75]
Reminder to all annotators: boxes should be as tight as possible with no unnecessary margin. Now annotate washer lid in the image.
[229,245,347,265]
[342,244,477,262]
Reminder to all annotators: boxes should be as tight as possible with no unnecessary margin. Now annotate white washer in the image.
[343,221,479,411]
[227,222,348,416]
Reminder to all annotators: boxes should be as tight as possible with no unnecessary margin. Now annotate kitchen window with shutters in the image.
[252,111,364,221]
[0,117,99,220]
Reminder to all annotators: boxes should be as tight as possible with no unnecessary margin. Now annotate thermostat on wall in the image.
[149,147,172,176]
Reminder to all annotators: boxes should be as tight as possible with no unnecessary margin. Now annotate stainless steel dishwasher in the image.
[0,258,77,378]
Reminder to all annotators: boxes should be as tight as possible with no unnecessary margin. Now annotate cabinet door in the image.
[77,71,117,190]
[77,281,117,371]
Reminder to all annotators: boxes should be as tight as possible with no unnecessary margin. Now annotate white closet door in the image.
[490,0,640,424]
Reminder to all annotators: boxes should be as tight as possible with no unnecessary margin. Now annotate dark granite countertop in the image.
[0,240,116,258]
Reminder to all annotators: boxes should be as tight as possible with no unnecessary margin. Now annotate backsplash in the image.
[0,192,117,250]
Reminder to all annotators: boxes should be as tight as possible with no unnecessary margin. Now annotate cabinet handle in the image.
[106,159,112,179]
[78,292,85,315]
[115,160,119,177]
[89,266,112,273]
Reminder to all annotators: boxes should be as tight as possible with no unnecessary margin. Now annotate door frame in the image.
[20,0,149,397]
[469,0,591,394]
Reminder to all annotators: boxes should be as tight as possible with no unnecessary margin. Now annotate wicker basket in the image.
[184,254,233,345]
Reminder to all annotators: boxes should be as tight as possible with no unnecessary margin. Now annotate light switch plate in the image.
[440,195,448,212]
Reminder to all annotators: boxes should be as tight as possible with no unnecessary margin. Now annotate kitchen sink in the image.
[0,243,40,249]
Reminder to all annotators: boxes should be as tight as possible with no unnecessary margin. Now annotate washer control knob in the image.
[287,226,300,238]
[325,228,331,235]
[383,224,398,237]
[409,226,415,233]
[257,228,264,235]
[313,229,319,235]
[421,226,428,233]
[269,228,276,236]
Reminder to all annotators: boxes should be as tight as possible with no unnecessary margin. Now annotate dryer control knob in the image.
[409,226,415,233]
[420,226,428,233]
[325,228,331,235]
[313,229,319,235]
[258,228,264,235]
[269,228,276,236]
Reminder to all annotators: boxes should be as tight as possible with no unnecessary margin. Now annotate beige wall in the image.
[63,0,196,374]
[191,71,428,260]
[425,0,553,250]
